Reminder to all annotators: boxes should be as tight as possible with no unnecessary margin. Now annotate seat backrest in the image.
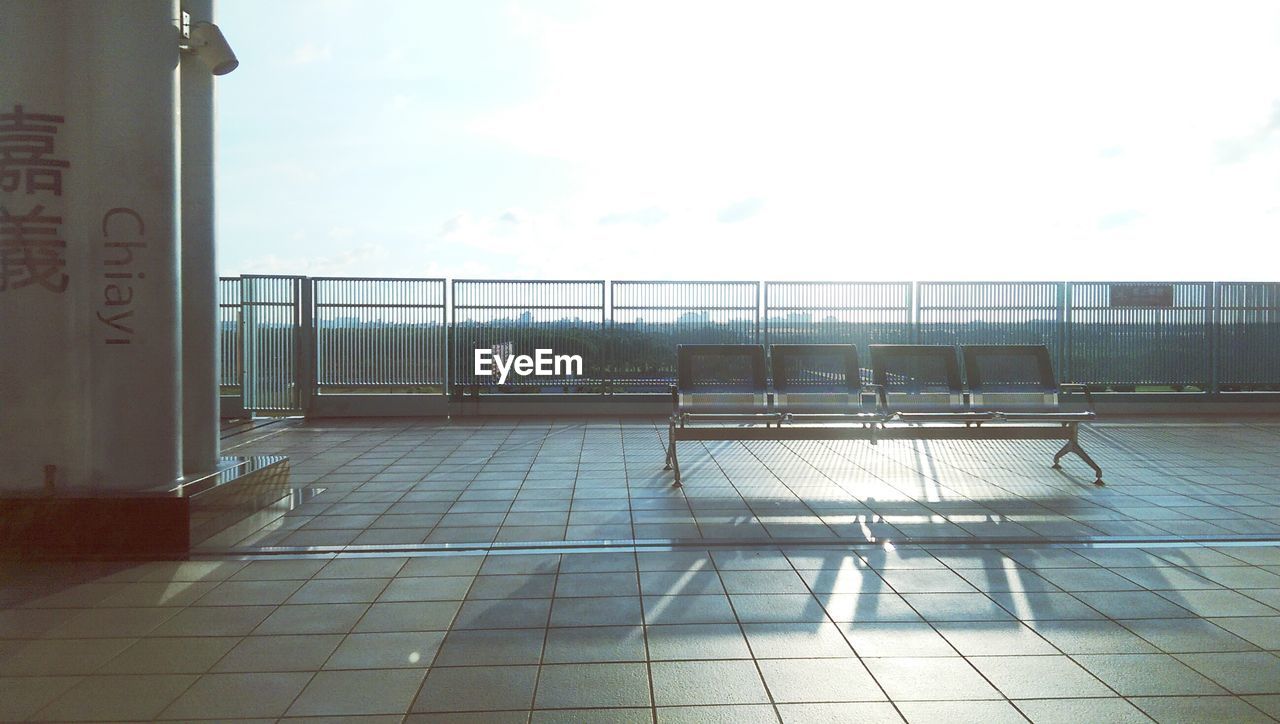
[770,344,864,414]
[870,345,965,412]
[962,344,1059,412]
[676,344,767,414]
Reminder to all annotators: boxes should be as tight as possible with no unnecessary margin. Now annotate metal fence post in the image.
[1209,281,1219,395]
[601,280,610,394]
[236,277,246,405]
[761,282,769,350]
[297,277,316,416]
[447,279,458,395]
[908,282,919,344]
[1063,282,1073,383]
[753,281,762,345]
[1056,281,1067,383]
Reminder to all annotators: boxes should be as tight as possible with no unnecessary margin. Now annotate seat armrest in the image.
[1059,383,1096,414]
[669,384,679,416]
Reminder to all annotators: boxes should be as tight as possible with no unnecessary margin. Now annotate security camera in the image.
[185,21,238,75]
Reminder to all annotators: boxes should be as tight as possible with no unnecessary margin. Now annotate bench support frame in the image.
[664,419,1104,487]
[1051,422,1103,484]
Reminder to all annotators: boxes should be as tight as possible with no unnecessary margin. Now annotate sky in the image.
[215,0,1280,281]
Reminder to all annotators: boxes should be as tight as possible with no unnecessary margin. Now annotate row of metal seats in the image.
[675,343,1096,423]
[666,343,1104,486]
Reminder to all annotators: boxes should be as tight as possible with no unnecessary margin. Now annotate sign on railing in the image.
[1109,284,1175,308]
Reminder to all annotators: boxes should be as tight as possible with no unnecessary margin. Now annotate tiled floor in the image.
[2,543,1279,721]
[212,417,1280,551]
[4,416,1280,721]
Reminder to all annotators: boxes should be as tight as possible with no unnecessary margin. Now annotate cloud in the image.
[238,243,390,277]
[717,198,765,224]
[1215,100,1280,164]
[598,207,668,226]
[289,42,332,65]
[456,2,1280,280]
[1097,210,1142,231]
[216,1,1280,283]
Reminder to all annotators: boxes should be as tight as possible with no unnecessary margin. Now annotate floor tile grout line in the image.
[404,535,487,716]
[218,555,403,718]
[514,420,557,716]
[629,538,660,723]
[780,544,911,722]
[704,549,787,722]
[920,544,1148,715]
[980,557,1280,713]
[738,437,846,542]
[804,435,1102,542]
[608,420,664,723]
[650,422,711,543]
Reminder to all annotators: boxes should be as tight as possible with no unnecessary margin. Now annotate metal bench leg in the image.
[1051,424,1104,486]
[668,421,682,487]
[1051,431,1071,467]
[1074,443,1104,486]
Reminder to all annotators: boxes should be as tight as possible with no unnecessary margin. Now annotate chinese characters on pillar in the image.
[0,104,70,293]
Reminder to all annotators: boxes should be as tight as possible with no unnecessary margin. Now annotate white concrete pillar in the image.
[0,0,185,493]
[80,0,184,491]
[181,0,221,473]
[0,1,87,493]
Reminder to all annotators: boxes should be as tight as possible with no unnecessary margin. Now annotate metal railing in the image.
[218,276,242,390]
[918,282,1064,378]
[218,276,1280,412]
[610,281,759,391]
[240,275,304,412]
[1067,282,1213,388]
[314,277,446,390]
[765,281,912,382]
[1216,282,1280,390]
[451,279,606,390]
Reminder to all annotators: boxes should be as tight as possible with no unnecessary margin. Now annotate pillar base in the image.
[0,455,289,559]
